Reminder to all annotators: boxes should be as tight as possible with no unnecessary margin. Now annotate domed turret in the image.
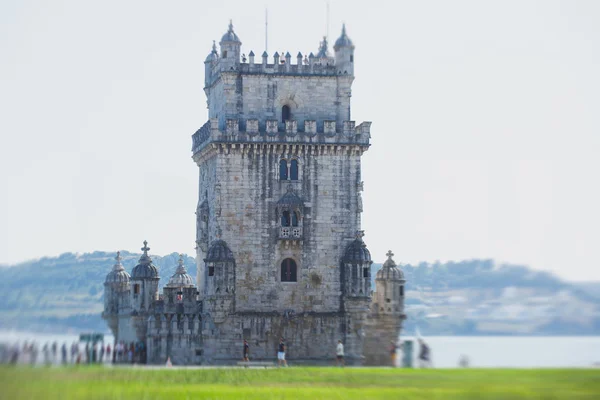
[205,239,235,262]
[376,252,405,281]
[334,24,355,75]
[373,250,406,315]
[204,239,235,297]
[205,40,219,63]
[343,236,372,264]
[342,232,372,297]
[220,20,241,43]
[130,240,160,316]
[334,24,354,50]
[105,251,130,284]
[204,40,219,87]
[167,254,195,288]
[219,20,242,68]
[132,240,159,279]
[316,36,332,63]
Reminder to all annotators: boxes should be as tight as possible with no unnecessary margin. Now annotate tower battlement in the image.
[192,118,371,157]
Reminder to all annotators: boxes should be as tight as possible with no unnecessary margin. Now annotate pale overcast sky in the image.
[1,0,599,281]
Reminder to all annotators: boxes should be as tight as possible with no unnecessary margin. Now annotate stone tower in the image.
[364,250,406,366]
[192,22,374,364]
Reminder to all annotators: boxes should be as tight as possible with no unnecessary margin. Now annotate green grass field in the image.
[1,366,599,399]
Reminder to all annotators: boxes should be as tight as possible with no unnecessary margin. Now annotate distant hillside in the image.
[0,251,195,334]
[1,253,599,335]
[372,260,600,336]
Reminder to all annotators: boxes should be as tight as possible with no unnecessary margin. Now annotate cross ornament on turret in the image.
[386,250,394,259]
[141,240,150,255]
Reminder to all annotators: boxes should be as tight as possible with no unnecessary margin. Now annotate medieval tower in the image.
[103,21,406,365]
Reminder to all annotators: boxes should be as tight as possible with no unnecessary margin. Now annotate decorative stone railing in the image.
[192,118,371,155]
[279,226,302,240]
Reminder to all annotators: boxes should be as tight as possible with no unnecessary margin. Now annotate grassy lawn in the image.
[1,366,599,399]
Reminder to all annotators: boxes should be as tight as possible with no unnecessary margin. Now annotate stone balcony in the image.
[279,226,302,240]
[192,118,371,156]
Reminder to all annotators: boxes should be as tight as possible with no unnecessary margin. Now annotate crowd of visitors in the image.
[0,339,146,366]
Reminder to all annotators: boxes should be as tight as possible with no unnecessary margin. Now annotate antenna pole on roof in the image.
[326,1,330,42]
[265,8,268,52]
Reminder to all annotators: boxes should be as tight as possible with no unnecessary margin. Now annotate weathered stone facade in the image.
[103,22,406,365]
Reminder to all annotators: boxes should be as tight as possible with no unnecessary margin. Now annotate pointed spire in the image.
[176,254,187,274]
[249,50,255,56]
[138,240,152,265]
[142,240,150,255]
[212,40,217,53]
[113,251,124,271]
[334,23,354,50]
[228,19,234,32]
[383,250,397,268]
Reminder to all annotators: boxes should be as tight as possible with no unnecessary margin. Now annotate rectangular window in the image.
[222,50,227,58]
[208,266,215,277]
[363,268,370,278]
[400,286,404,297]
[133,284,140,295]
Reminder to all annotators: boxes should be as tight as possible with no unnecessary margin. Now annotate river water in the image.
[1,330,599,368]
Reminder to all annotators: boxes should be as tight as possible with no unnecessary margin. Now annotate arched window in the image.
[290,159,298,180]
[279,159,288,180]
[291,211,298,227]
[400,286,404,297]
[281,210,290,227]
[281,258,297,282]
[282,105,291,122]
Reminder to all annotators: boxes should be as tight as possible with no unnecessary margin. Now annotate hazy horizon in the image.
[1,0,599,281]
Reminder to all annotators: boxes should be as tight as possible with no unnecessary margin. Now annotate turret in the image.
[341,232,372,298]
[164,254,198,314]
[374,250,406,315]
[131,240,160,313]
[334,24,355,75]
[364,250,406,366]
[219,20,241,70]
[204,41,218,87]
[102,251,130,338]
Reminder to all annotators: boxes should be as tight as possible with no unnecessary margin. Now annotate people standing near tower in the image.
[336,340,344,367]
[243,339,249,362]
[418,339,431,368]
[390,341,397,367]
[61,342,67,365]
[277,338,287,367]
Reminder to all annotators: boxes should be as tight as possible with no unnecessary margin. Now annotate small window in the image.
[291,211,298,227]
[279,159,288,180]
[282,105,291,122]
[350,55,354,63]
[281,211,291,227]
[281,258,297,282]
[400,286,404,297]
[386,298,391,303]
[363,267,370,278]
[133,284,140,295]
[208,266,215,276]
[290,159,298,180]
[352,264,358,279]
[222,50,228,58]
